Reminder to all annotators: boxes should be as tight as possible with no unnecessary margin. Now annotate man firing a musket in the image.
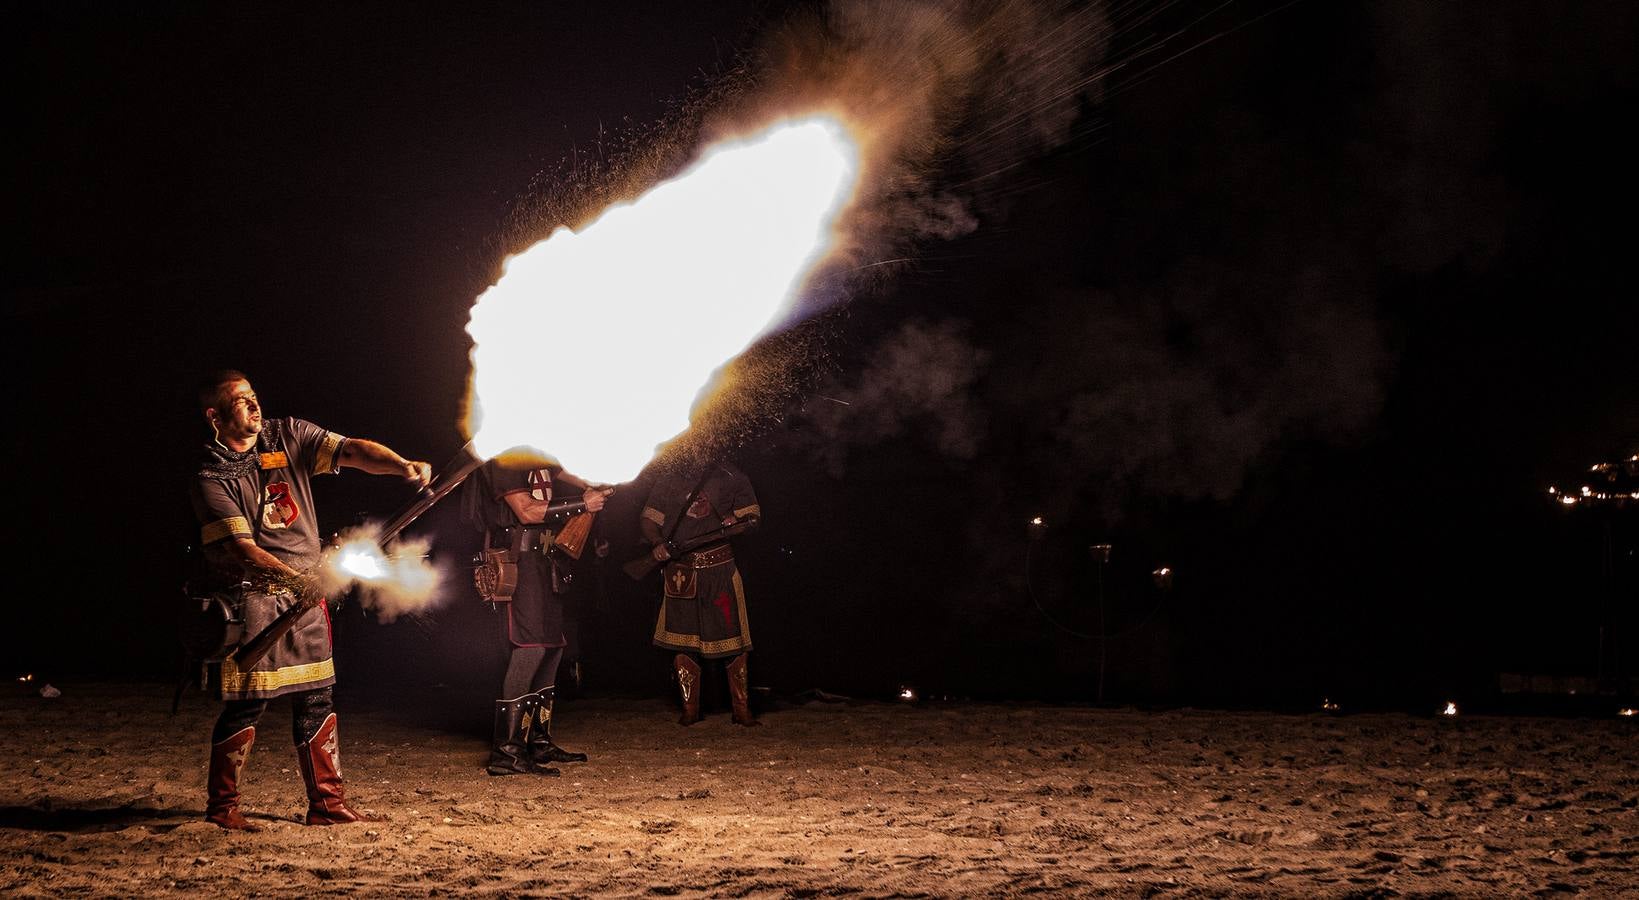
[188,369,431,831]
[466,449,609,776]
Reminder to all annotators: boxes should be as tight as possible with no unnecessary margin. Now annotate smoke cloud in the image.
[796,319,990,476]
[316,526,449,625]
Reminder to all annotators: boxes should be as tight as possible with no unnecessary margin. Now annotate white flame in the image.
[318,528,443,623]
[466,116,860,483]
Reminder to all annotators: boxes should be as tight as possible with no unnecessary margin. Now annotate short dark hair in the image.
[199,369,250,411]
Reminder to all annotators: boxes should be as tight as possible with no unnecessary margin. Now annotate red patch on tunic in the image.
[264,480,300,529]
[714,591,734,628]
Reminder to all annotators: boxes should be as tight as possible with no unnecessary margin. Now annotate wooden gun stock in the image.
[541,489,611,560]
[553,511,596,560]
[623,519,756,581]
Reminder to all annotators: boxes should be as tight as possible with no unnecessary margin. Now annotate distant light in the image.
[1027,517,1047,541]
[1619,708,1637,717]
[897,684,920,703]
[1441,701,1458,717]
[16,673,32,683]
[1321,698,1340,712]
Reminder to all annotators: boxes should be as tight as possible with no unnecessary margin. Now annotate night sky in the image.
[9,1,1637,710]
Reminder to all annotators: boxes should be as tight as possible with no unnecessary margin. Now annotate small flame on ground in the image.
[1441,701,1459,716]
[1321,698,1340,712]
[465,115,861,484]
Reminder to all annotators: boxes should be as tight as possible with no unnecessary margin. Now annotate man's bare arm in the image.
[223,537,303,580]
[339,438,432,487]
[503,491,552,525]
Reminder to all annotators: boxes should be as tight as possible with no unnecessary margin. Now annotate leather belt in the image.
[490,525,554,554]
[682,543,734,569]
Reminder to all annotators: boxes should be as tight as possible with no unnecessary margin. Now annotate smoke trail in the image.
[317,525,449,624]
[797,318,990,476]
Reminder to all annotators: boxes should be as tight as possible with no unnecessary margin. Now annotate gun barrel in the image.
[377,440,485,547]
[229,594,319,671]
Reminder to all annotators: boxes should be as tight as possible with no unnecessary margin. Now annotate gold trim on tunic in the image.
[313,432,345,475]
[653,570,752,655]
[202,516,252,545]
[733,504,760,519]
[218,656,336,695]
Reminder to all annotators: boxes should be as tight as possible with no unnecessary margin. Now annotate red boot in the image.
[205,726,263,831]
[296,713,382,825]
[727,653,759,727]
[204,721,262,829]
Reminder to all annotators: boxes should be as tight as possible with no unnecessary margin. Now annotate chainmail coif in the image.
[196,418,285,480]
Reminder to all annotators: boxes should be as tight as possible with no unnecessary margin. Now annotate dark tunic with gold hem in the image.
[643,463,759,660]
[189,417,346,701]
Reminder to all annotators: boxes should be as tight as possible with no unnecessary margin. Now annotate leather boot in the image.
[526,687,587,764]
[727,652,759,726]
[489,696,559,776]
[296,713,384,824]
[675,653,702,726]
[205,726,262,831]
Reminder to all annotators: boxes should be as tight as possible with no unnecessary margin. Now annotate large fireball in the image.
[465,115,860,483]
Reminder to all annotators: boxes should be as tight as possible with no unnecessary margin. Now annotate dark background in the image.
[8,1,1636,712]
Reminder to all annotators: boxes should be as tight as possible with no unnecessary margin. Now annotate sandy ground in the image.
[2,681,1636,898]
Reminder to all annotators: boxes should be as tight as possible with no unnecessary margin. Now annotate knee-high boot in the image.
[727,652,758,726]
[489,695,559,776]
[205,726,262,831]
[296,713,383,824]
[527,687,587,764]
[674,654,702,726]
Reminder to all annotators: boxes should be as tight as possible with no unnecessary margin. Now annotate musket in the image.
[224,573,326,673]
[378,441,486,547]
[230,442,486,672]
[622,518,758,581]
[484,493,611,560]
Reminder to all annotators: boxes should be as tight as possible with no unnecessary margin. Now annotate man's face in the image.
[213,379,263,442]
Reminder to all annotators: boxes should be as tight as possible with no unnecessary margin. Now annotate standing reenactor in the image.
[189,369,431,830]
[639,459,762,726]
[469,450,608,775]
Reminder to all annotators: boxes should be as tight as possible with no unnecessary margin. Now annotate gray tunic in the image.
[190,417,346,700]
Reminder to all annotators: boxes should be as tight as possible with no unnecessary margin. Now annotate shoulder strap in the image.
[663,461,717,545]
